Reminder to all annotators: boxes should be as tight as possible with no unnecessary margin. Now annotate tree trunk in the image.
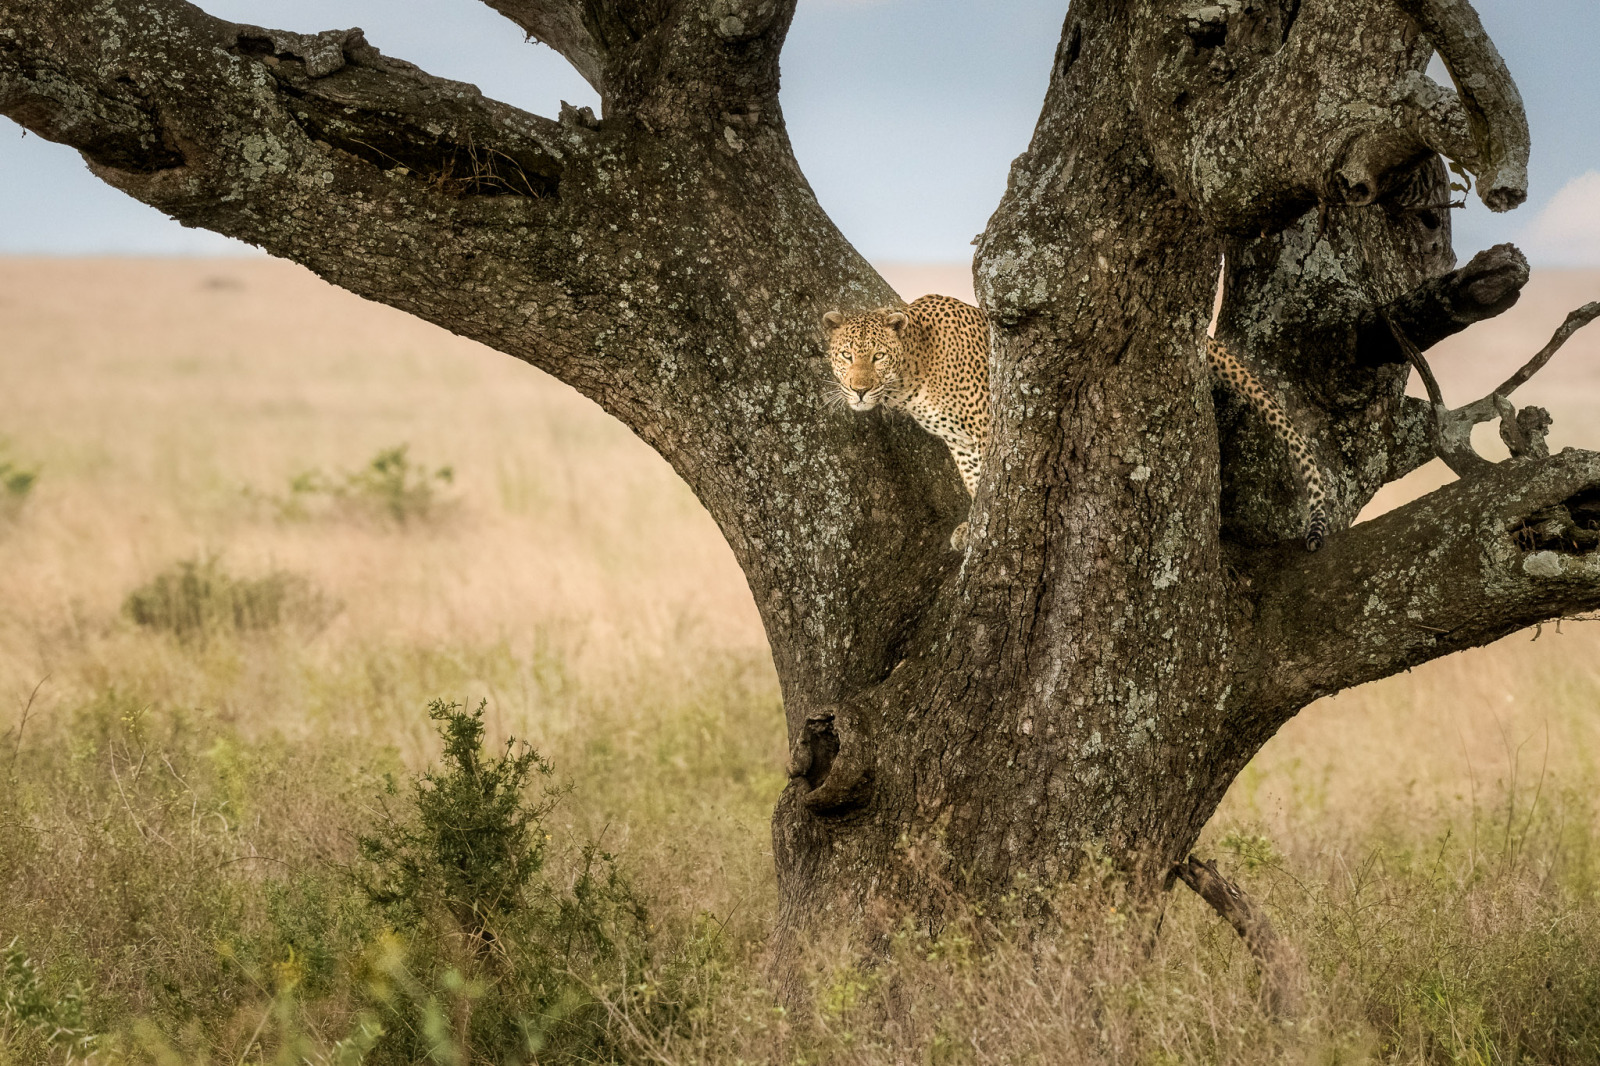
[6,0,1598,977]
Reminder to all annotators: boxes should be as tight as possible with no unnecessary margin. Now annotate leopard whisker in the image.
[819,382,851,409]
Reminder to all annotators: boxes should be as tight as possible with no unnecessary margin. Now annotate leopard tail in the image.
[1207,339,1329,552]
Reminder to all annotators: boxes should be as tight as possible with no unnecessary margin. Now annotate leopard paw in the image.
[950,521,970,552]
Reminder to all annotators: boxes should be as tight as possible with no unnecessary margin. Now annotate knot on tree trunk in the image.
[1514,487,1600,556]
[786,704,873,813]
[234,26,368,78]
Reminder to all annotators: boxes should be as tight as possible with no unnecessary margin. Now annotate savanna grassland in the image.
[2,256,1599,1064]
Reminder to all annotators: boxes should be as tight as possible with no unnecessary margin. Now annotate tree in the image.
[5,0,1598,982]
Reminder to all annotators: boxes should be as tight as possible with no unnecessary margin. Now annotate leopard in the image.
[822,295,989,549]
[822,294,1330,552]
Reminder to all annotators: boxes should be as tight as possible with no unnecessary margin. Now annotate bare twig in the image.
[1385,313,1445,409]
[1388,303,1600,476]
[1492,302,1600,398]
[7,675,48,771]
[1383,312,1485,475]
[1173,856,1304,1020]
[235,1000,275,1066]
[107,749,150,844]
[212,854,294,871]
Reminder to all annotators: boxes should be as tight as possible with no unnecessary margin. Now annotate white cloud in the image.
[1522,171,1600,267]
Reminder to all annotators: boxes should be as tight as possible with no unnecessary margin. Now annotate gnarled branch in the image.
[0,0,578,370]
[1398,301,1600,477]
[1174,857,1303,1020]
[1239,449,1600,726]
[1342,244,1534,487]
[0,0,961,748]
[1133,0,1524,233]
[1394,0,1529,211]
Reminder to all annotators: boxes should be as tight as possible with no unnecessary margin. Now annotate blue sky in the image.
[0,0,1595,263]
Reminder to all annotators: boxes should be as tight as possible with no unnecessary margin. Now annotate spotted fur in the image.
[822,295,989,548]
[1206,337,1329,551]
[821,295,1329,552]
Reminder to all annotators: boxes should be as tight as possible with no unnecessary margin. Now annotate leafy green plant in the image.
[1218,829,1282,872]
[356,699,652,1063]
[359,699,557,949]
[124,555,336,641]
[0,937,97,1061]
[0,451,37,519]
[279,444,454,523]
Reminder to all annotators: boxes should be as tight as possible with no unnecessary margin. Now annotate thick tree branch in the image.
[483,0,794,124]
[480,1,606,96]
[0,0,801,409]
[1132,0,1523,233]
[234,26,566,197]
[1,3,568,282]
[0,0,964,751]
[1355,243,1529,367]
[0,51,182,172]
[1238,449,1600,727]
[1395,0,1529,211]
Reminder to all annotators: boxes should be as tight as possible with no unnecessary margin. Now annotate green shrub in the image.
[0,454,37,519]
[279,444,454,523]
[358,699,557,948]
[0,937,97,1061]
[124,556,335,640]
[356,699,652,1063]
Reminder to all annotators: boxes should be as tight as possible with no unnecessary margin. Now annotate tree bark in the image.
[6,0,1598,976]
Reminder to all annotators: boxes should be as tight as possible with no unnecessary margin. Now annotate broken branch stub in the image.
[1356,243,1529,367]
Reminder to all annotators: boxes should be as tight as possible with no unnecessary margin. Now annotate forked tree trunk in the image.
[5,0,1598,978]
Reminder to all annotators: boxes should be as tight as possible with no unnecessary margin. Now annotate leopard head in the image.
[821,308,909,411]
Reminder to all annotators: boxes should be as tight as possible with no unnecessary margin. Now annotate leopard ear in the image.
[885,311,908,332]
[822,310,845,331]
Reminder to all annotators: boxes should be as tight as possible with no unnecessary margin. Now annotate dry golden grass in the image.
[0,257,769,731]
[1,256,1598,1063]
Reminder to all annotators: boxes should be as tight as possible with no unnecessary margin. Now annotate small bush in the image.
[356,699,652,1063]
[0,453,37,519]
[278,444,454,523]
[359,698,557,947]
[124,556,335,640]
[0,937,97,1060]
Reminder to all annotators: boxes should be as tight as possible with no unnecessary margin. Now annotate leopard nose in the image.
[853,388,869,401]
